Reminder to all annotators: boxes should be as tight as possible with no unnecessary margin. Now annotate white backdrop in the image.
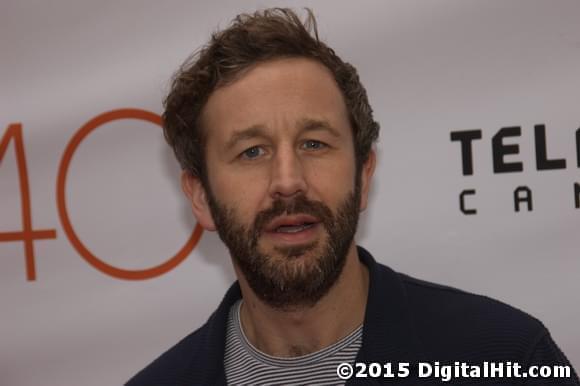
[1,1,579,385]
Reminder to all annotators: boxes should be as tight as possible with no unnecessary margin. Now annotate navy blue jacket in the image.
[127,246,578,385]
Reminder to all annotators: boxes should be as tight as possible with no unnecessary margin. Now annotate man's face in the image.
[186,58,374,309]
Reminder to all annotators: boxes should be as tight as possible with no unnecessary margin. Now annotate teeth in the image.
[276,223,314,233]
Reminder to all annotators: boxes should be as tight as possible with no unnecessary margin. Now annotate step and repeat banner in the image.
[1,1,579,385]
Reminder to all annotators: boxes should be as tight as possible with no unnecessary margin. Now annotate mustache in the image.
[253,195,334,234]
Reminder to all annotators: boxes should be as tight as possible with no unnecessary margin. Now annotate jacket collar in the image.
[351,246,426,385]
[357,245,425,361]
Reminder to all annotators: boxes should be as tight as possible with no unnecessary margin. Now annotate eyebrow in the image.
[225,125,269,151]
[225,118,341,151]
[299,118,341,138]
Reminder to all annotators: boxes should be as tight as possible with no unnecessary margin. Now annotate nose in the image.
[268,146,308,199]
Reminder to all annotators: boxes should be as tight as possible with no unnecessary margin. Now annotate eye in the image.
[302,140,327,150]
[240,146,265,160]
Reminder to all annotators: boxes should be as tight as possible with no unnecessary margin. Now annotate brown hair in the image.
[163,8,379,183]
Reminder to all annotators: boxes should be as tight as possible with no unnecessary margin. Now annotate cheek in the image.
[305,158,356,200]
[211,171,268,219]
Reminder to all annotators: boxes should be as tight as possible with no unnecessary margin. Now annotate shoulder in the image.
[396,270,548,361]
[399,272,544,332]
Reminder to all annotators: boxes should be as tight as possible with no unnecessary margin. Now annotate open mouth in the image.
[264,216,321,245]
[266,213,320,232]
[275,222,316,233]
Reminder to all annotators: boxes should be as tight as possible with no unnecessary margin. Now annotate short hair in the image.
[163,7,379,183]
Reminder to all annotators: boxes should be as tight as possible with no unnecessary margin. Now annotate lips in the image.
[265,214,320,232]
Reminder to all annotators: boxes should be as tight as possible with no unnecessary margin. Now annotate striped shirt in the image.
[224,299,362,386]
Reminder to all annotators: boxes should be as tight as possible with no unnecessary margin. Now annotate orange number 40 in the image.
[1,109,203,281]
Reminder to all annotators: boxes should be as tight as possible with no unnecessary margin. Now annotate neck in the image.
[234,243,369,357]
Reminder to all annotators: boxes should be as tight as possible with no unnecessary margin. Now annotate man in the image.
[127,8,578,385]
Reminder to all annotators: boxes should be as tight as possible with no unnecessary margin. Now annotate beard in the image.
[205,178,362,310]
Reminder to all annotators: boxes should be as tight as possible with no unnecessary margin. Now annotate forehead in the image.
[199,57,351,143]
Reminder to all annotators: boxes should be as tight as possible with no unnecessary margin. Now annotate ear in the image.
[181,171,217,231]
[359,149,376,212]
